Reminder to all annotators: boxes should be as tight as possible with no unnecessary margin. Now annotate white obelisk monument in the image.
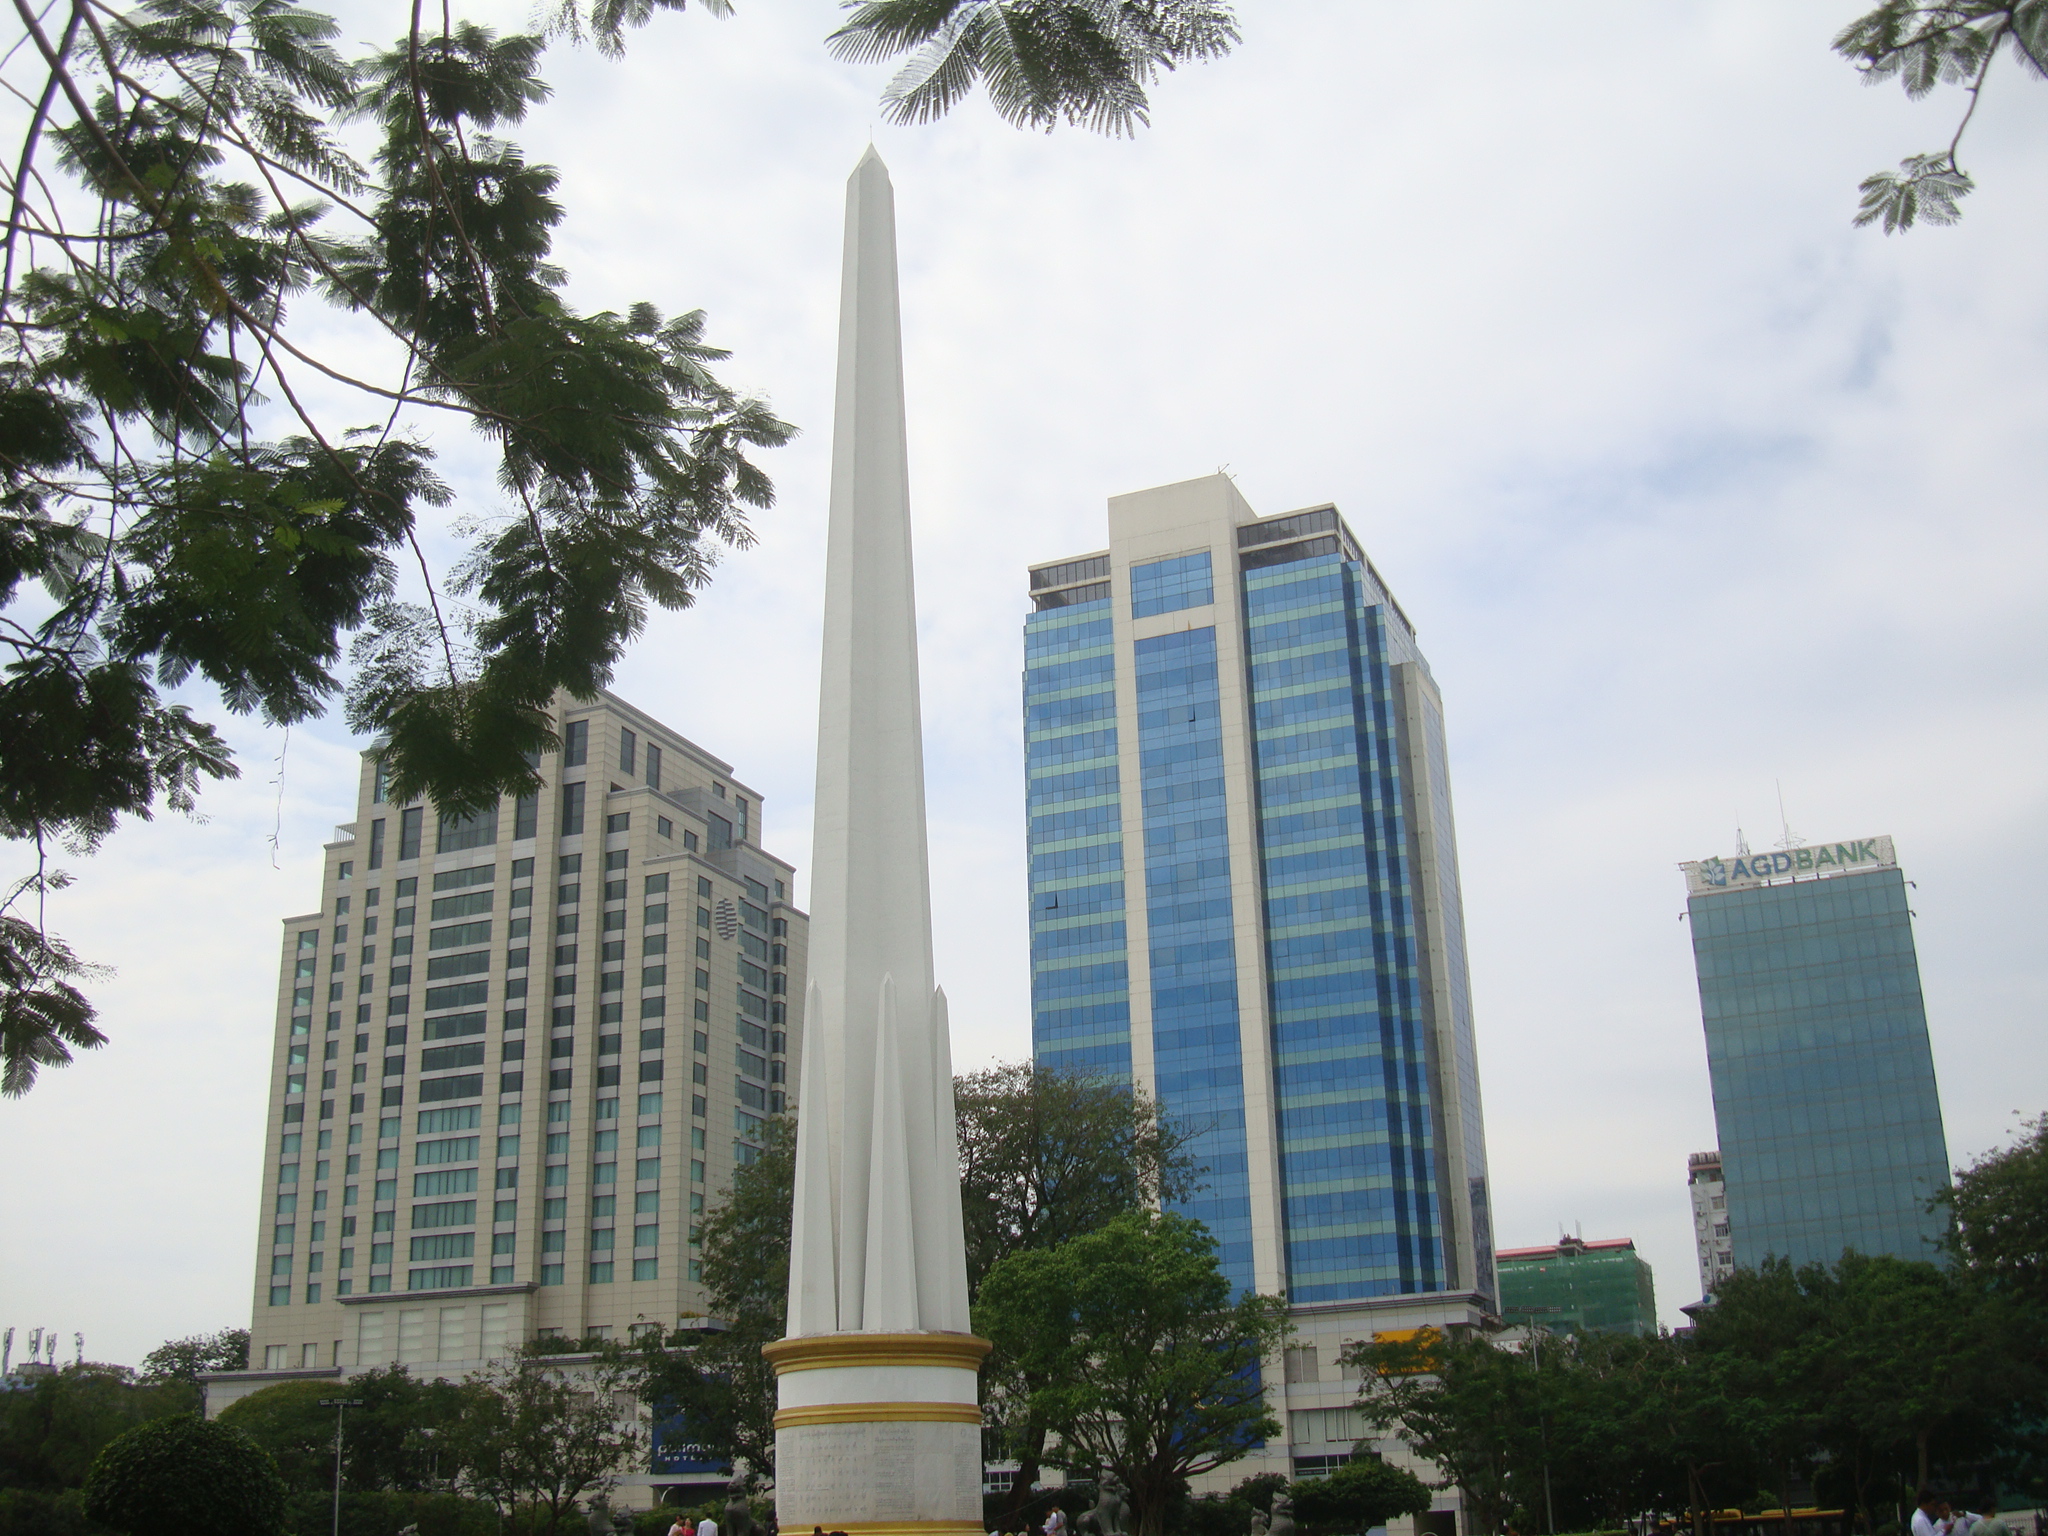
[763,148,986,1536]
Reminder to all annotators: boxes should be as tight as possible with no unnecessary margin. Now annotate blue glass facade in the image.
[1130,551,1215,619]
[1024,597,1130,1078]
[1244,553,1444,1300]
[1135,625,1254,1291]
[1026,489,1492,1314]
[1689,866,1950,1270]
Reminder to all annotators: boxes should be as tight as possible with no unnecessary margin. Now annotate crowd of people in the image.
[1913,1491,2028,1536]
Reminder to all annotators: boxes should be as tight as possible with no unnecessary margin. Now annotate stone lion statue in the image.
[1267,1493,1296,1536]
[1078,1474,1130,1536]
[724,1472,757,1536]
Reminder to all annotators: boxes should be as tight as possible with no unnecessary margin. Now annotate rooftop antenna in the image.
[1774,780,1804,851]
[1735,823,1751,857]
[73,1332,83,1367]
[3,1327,12,1375]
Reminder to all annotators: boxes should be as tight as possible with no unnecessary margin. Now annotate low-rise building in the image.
[1690,1151,1735,1297]
[1496,1237,1657,1338]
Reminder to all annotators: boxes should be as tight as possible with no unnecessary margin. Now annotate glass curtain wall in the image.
[1244,552,1445,1300]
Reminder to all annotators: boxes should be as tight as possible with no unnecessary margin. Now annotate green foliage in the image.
[81,1414,287,1536]
[217,1378,354,1491]
[440,1346,638,1536]
[957,1062,1203,1297]
[0,0,1245,1091]
[974,1209,1292,1536]
[0,890,106,1096]
[1346,1329,1537,1536]
[0,1365,196,1493]
[1944,1114,2048,1302]
[830,0,1239,135]
[1834,1,2048,230]
[627,1067,1200,1490]
[1287,1457,1434,1536]
[219,1366,467,1492]
[0,0,782,1090]
[1347,1248,2048,1536]
[956,1063,1204,1521]
[138,1328,250,1382]
[1696,1253,2046,1515]
[1174,1471,1292,1536]
[280,1489,500,1536]
[0,1487,108,1536]
[611,1113,791,1480]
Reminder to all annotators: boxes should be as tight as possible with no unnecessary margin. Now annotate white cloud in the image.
[5,1,2045,1355]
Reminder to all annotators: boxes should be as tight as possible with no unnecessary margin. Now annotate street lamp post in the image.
[318,1398,365,1536]
[1500,1306,1566,1536]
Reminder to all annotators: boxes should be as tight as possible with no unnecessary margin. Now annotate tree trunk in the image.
[1133,1478,1164,1536]
[1002,1420,1049,1527]
[1916,1429,1929,1495]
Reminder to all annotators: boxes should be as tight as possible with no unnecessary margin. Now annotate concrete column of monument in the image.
[762,147,987,1536]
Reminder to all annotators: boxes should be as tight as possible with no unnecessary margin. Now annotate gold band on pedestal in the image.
[762,1332,993,1374]
[772,1401,983,1430]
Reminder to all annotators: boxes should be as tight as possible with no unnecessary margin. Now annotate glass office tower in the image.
[1026,475,1496,1491]
[1682,837,1950,1271]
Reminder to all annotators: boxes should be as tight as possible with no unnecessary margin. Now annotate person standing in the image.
[700,1508,720,1536]
[1914,1491,1946,1536]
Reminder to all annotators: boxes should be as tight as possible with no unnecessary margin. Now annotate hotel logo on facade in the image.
[1681,835,1896,896]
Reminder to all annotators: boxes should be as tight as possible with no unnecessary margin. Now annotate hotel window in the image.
[437,805,497,854]
[368,819,386,870]
[645,745,662,790]
[398,806,423,861]
[563,720,588,767]
[561,782,585,836]
[619,728,636,775]
[514,792,539,841]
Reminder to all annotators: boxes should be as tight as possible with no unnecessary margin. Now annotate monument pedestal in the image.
[766,1332,991,1536]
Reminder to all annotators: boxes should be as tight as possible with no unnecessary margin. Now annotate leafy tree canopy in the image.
[1286,1456,1433,1536]
[0,1363,195,1493]
[975,1208,1291,1536]
[1836,1,2048,230]
[138,1328,249,1382]
[0,0,1238,1092]
[830,0,1238,135]
[218,1365,465,1493]
[957,1061,1203,1299]
[442,1346,639,1536]
[1944,1113,2048,1302]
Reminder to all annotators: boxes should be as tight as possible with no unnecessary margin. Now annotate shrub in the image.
[81,1415,286,1536]
[0,1487,107,1536]
[1287,1459,1433,1536]
[284,1489,499,1536]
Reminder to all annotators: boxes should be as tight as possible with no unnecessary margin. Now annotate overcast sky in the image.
[3,0,2044,1363]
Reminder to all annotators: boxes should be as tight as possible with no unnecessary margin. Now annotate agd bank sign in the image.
[1681,835,1896,896]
